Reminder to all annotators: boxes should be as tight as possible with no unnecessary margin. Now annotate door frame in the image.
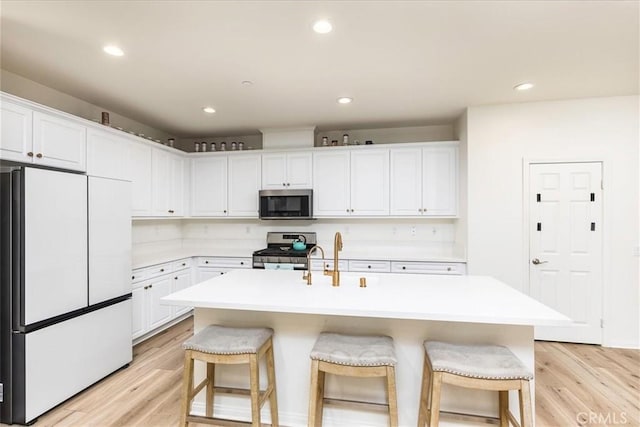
[522,157,607,344]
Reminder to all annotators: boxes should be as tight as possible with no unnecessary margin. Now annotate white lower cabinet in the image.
[390,261,466,275]
[131,260,193,341]
[196,256,252,283]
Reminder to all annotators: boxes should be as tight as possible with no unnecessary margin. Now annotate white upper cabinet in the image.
[170,155,185,216]
[228,154,261,217]
[0,99,85,172]
[313,149,389,217]
[191,156,228,216]
[87,128,131,181]
[350,149,389,215]
[313,151,350,216]
[1,100,33,162]
[422,145,458,216]
[130,142,153,216]
[32,111,86,171]
[152,148,171,216]
[390,143,458,216]
[262,151,312,189]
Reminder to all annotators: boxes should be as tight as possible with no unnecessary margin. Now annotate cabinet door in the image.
[261,153,287,189]
[151,148,171,216]
[130,142,153,216]
[228,154,260,217]
[390,147,422,216]
[131,286,146,339]
[313,151,350,217]
[86,129,131,180]
[170,155,185,216]
[147,277,173,331]
[32,111,86,171]
[191,156,227,216]
[0,100,32,163]
[350,149,389,216]
[286,152,313,188]
[422,146,458,216]
[197,268,226,283]
[172,271,192,317]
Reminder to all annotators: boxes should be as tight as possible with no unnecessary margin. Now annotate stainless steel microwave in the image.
[259,189,313,220]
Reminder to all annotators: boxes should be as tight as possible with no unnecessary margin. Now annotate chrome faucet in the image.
[303,245,325,285]
[325,232,343,286]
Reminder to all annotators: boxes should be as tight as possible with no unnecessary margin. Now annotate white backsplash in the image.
[133,218,463,260]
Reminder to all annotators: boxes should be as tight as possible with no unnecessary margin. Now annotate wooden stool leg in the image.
[205,362,215,417]
[180,351,194,427]
[386,366,399,427]
[308,359,324,427]
[519,380,533,427]
[266,344,279,427]
[498,391,509,427]
[417,356,431,427]
[428,372,443,427]
[249,353,261,427]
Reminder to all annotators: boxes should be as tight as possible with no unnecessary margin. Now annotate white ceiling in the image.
[1,1,638,137]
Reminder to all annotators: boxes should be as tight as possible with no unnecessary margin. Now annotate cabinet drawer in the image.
[147,262,174,277]
[131,267,153,284]
[311,259,349,271]
[198,257,252,269]
[348,260,391,273]
[172,258,192,271]
[391,261,465,275]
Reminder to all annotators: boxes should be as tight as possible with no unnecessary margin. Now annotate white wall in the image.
[1,69,171,142]
[466,96,639,348]
[453,111,468,260]
[132,220,183,256]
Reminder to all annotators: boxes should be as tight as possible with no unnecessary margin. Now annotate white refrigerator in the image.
[0,167,132,425]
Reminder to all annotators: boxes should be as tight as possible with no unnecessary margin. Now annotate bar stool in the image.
[418,341,533,427]
[180,325,279,427]
[308,332,399,427]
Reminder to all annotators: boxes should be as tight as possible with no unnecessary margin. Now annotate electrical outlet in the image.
[432,227,437,235]
[634,245,640,257]
[410,226,417,237]
[245,226,251,234]
[392,227,397,235]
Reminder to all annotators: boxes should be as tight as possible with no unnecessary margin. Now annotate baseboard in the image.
[133,311,193,346]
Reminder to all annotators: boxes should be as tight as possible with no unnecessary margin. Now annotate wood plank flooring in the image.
[26,317,638,427]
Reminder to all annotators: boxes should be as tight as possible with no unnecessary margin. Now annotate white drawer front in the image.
[391,261,465,275]
[348,260,391,273]
[311,259,349,271]
[131,267,153,283]
[172,258,192,271]
[148,262,173,277]
[198,257,252,268]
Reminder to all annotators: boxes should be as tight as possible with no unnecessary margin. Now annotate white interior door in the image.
[88,177,132,305]
[24,168,88,324]
[529,162,603,344]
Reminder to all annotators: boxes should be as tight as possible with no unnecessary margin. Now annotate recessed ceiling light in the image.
[103,45,124,56]
[241,80,254,86]
[313,20,333,34]
[514,82,534,91]
[203,107,216,114]
[337,97,353,104]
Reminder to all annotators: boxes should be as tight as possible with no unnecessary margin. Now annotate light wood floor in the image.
[28,317,638,427]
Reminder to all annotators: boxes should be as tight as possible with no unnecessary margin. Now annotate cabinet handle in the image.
[220,272,224,275]
[205,260,209,264]
[224,210,227,213]
[418,208,422,213]
[351,209,354,213]
[149,284,153,288]
[447,267,452,271]
[132,275,135,280]
[36,153,43,158]
[168,209,174,214]
[240,261,244,265]
[282,183,286,187]
[346,209,349,213]
[27,152,34,157]
[402,266,406,270]
[367,265,371,269]
[144,285,148,290]
[160,268,164,272]
[286,183,290,187]
[174,276,178,280]
[182,263,186,266]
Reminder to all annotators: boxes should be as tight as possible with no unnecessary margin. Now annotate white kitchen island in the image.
[163,269,570,427]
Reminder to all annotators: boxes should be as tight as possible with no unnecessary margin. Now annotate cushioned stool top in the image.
[424,341,533,380]
[183,325,273,355]
[310,332,397,367]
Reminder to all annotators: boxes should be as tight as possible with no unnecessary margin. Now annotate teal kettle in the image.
[292,235,307,251]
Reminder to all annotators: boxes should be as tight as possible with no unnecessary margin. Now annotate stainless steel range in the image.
[252,232,317,270]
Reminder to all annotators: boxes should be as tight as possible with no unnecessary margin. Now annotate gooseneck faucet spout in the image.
[303,245,325,285]
[329,232,343,286]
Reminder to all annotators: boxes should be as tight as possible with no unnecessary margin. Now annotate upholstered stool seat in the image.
[180,325,279,427]
[418,340,533,427]
[308,332,398,427]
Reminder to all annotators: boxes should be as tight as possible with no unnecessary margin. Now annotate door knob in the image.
[531,258,548,265]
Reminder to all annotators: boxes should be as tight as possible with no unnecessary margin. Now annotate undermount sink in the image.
[309,272,378,287]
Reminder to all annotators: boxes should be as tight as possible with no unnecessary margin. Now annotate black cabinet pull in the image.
[160,268,164,272]
[205,260,209,264]
[402,266,406,270]
[367,265,371,269]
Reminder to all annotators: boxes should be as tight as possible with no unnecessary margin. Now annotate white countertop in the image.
[132,248,466,269]
[162,269,570,327]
